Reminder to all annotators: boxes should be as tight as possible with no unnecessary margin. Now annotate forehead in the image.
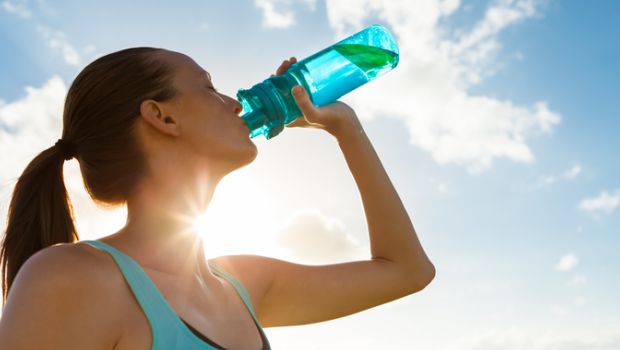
[161,50,211,81]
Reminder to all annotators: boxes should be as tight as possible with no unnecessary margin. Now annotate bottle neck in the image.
[241,108,269,139]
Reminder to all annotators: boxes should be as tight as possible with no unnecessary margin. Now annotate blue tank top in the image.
[81,240,271,350]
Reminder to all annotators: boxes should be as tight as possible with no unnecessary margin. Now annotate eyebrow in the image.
[201,70,212,81]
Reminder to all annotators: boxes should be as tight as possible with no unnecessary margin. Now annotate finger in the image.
[275,65,284,76]
[275,57,298,76]
[285,117,305,128]
[281,59,293,69]
[291,85,316,118]
[275,60,289,76]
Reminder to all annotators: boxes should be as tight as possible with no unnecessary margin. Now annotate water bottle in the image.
[237,24,399,139]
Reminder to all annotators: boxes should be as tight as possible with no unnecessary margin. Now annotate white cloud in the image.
[564,163,582,179]
[579,189,620,214]
[447,0,538,83]
[554,253,578,272]
[82,44,96,56]
[197,21,209,31]
[0,76,66,148]
[429,177,455,195]
[540,174,556,186]
[254,0,316,29]
[0,77,129,245]
[574,296,586,306]
[549,304,570,316]
[324,0,560,173]
[538,163,582,186]
[467,280,513,296]
[275,209,365,264]
[460,325,620,350]
[1,4,90,66]
[0,76,67,230]
[570,274,587,286]
[300,0,317,11]
[36,25,82,66]
[1,0,31,18]
[437,182,450,194]
[0,84,119,241]
[254,0,296,28]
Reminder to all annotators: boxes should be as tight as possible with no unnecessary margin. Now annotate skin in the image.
[97,50,259,287]
[99,53,360,287]
[0,50,435,350]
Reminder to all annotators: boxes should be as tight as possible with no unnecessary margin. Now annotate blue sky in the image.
[1,0,619,348]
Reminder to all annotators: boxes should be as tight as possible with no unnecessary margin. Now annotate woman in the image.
[0,47,435,349]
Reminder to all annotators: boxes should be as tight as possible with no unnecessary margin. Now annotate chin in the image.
[229,143,258,170]
[241,143,258,166]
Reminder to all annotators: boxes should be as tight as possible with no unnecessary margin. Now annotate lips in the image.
[238,118,250,133]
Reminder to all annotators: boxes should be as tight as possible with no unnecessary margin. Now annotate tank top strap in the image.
[208,262,269,343]
[208,263,258,320]
[81,240,267,349]
[80,240,179,348]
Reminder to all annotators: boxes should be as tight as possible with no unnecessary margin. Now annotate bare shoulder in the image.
[208,254,268,291]
[14,241,121,294]
[0,242,124,350]
[26,241,106,274]
[207,254,277,320]
[9,241,115,296]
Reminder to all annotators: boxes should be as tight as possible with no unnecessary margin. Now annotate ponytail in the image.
[1,46,176,307]
[1,144,77,305]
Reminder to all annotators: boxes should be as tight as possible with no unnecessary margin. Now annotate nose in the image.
[227,95,243,115]
[233,99,243,115]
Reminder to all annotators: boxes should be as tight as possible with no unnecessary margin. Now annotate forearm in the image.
[333,124,434,275]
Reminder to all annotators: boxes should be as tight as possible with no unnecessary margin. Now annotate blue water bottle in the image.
[237,24,399,139]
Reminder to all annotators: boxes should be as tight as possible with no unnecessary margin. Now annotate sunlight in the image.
[65,161,128,240]
[192,211,210,235]
[66,152,290,260]
[187,171,286,259]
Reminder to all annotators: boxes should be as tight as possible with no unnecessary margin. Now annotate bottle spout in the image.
[241,108,269,139]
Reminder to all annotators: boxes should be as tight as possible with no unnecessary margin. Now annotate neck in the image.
[109,162,224,279]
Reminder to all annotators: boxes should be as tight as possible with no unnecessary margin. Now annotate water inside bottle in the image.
[299,43,399,106]
[238,40,399,138]
[332,43,398,79]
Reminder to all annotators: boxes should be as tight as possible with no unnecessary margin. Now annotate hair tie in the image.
[54,139,76,161]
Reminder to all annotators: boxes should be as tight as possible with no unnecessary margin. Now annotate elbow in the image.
[410,263,436,292]
[424,263,436,285]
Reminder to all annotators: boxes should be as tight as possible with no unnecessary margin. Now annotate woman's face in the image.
[159,50,257,171]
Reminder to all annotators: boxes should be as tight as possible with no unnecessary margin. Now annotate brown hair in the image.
[1,47,177,304]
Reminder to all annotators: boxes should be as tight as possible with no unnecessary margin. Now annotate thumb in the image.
[291,85,317,118]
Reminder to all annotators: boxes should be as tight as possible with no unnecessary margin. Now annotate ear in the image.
[139,99,181,137]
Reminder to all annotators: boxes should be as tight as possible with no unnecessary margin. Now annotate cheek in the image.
[189,116,239,151]
[182,101,242,147]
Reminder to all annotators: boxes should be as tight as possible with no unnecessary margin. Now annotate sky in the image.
[1,0,619,348]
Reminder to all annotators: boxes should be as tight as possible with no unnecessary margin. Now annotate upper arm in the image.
[0,245,120,350]
[212,255,435,328]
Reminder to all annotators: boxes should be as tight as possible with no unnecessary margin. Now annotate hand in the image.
[271,56,298,78]
[272,57,363,138]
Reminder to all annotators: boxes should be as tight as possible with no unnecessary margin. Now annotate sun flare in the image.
[192,211,210,236]
[186,173,282,259]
